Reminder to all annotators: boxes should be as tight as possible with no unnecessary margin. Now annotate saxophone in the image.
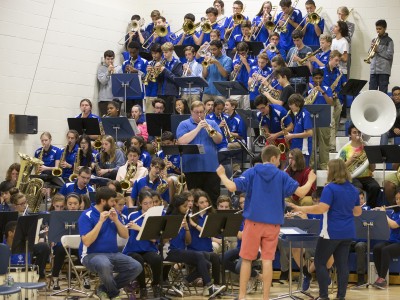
[16,153,44,213]
[330,71,343,98]
[94,121,106,150]
[35,147,45,175]
[52,144,67,177]
[156,175,168,194]
[278,110,291,153]
[69,148,81,182]
[120,163,137,191]
[175,173,186,195]
[304,86,319,105]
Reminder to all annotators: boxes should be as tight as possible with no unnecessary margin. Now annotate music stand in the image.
[112,73,142,113]
[48,210,86,296]
[214,81,248,98]
[305,104,331,173]
[218,149,243,179]
[0,211,18,242]
[101,117,135,142]
[11,215,39,300]
[171,114,190,138]
[353,210,390,288]
[67,118,100,136]
[272,226,318,300]
[162,144,205,176]
[199,213,243,285]
[340,79,367,110]
[289,66,311,94]
[137,215,184,300]
[236,109,260,153]
[175,76,208,99]
[146,113,172,137]
[234,42,264,57]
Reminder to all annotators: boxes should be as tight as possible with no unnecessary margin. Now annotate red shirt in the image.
[286,167,316,202]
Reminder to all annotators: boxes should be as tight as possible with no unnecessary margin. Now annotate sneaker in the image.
[203,284,226,298]
[314,297,330,300]
[280,270,289,281]
[171,283,184,297]
[95,289,109,300]
[139,287,148,299]
[356,274,366,286]
[83,276,91,289]
[373,278,387,289]
[246,276,257,294]
[302,273,312,291]
[52,278,60,291]
[124,280,138,295]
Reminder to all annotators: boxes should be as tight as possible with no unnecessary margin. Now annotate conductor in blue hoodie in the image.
[216,145,316,300]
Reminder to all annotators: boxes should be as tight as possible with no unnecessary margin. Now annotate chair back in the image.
[61,235,81,249]
[0,244,11,275]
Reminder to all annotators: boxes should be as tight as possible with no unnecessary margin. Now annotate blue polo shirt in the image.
[388,211,400,243]
[303,19,325,47]
[188,213,213,252]
[156,150,181,174]
[81,150,98,167]
[257,104,292,137]
[34,145,62,167]
[311,50,331,70]
[234,163,298,224]
[224,15,249,49]
[252,15,269,42]
[196,23,225,44]
[274,9,303,51]
[75,112,100,120]
[122,210,158,254]
[79,206,123,259]
[59,181,95,196]
[290,108,313,155]
[249,66,272,101]
[322,64,345,95]
[226,112,247,141]
[139,151,151,168]
[203,54,233,96]
[176,116,222,172]
[173,33,196,47]
[168,227,186,251]
[130,175,170,203]
[206,112,228,150]
[232,57,256,88]
[262,46,287,62]
[319,181,359,240]
[307,84,333,105]
[61,144,79,179]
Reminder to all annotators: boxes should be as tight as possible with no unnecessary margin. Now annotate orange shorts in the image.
[239,220,280,260]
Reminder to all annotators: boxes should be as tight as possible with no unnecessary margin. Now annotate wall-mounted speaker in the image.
[9,114,38,134]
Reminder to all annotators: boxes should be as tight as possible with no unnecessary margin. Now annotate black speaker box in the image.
[9,114,38,134]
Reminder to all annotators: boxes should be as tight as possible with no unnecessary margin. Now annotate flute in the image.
[234,209,243,214]
[385,204,400,209]
[190,205,212,218]
[125,211,148,228]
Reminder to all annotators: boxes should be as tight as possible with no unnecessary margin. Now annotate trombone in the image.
[118,19,145,45]
[226,5,246,41]
[276,0,299,33]
[294,7,322,31]
[170,20,201,40]
[142,25,168,50]
[200,16,228,34]
[253,6,278,40]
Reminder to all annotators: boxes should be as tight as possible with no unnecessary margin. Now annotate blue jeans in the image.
[369,74,390,94]
[380,131,400,145]
[82,252,142,298]
[222,248,259,277]
[314,238,351,299]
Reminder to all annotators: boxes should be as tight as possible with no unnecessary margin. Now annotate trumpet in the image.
[248,69,261,92]
[183,59,194,76]
[230,60,243,81]
[143,60,157,85]
[364,36,380,64]
[198,43,211,57]
[219,113,235,143]
[201,54,214,67]
[199,114,217,137]
[142,25,168,50]
[266,43,277,52]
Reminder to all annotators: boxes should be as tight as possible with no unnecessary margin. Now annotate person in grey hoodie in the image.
[369,19,394,94]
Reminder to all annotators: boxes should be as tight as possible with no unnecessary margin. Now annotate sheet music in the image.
[35,218,43,244]
[280,227,302,235]
[136,205,164,241]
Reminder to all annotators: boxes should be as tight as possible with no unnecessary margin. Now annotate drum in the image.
[1,265,39,300]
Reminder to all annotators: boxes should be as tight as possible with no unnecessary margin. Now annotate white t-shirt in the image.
[332,37,349,74]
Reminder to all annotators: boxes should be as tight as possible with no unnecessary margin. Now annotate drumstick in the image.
[190,206,212,218]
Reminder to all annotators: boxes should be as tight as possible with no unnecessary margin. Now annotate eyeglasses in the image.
[16,202,27,206]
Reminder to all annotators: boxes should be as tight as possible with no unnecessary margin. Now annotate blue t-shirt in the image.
[257,104,292,137]
[34,145,62,167]
[131,176,170,203]
[290,108,313,155]
[188,213,213,252]
[122,210,158,254]
[234,163,298,224]
[203,54,233,96]
[388,210,400,243]
[176,117,222,172]
[78,206,123,259]
[319,181,359,240]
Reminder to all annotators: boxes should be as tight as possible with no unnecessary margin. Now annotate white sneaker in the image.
[203,284,226,298]
[246,276,257,294]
